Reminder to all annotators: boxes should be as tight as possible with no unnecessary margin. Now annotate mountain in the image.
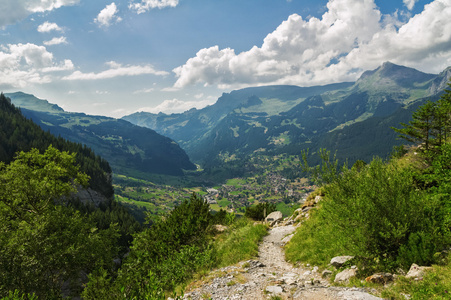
[0,93,114,200]
[6,93,196,177]
[123,62,450,167]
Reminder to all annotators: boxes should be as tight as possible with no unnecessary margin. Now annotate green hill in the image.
[0,93,113,199]
[5,93,197,178]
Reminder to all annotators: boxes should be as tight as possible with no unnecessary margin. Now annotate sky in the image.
[0,0,450,118]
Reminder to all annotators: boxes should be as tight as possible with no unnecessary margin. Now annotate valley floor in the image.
[182,223,382,300]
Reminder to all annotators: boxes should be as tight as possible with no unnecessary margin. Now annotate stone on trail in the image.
[330,255,354,268]
[265,211,283,223]
[365,272,394,284]
[334,268,357,283]
[265,285,284,294]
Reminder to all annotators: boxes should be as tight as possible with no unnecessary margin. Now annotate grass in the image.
[214,219,268,267]
[381,255,451,300]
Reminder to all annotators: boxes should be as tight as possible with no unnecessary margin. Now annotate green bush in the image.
[286,156,449,272]
[245,202,276,220]
[83,193,215,296]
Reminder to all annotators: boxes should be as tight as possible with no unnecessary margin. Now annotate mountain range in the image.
[123,62,451,167]
[5,92,196,177]
[5,62,451,182]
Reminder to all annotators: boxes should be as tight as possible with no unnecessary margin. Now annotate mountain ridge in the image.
[5,93,197,177]
[123,62,451,170]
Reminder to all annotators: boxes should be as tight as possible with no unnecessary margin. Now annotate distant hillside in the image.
[123,62,451,168]
[6,93,197,177]
[0,93,113,199]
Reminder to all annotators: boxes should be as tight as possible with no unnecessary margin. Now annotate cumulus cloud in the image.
[403,0,419,10]
[62,61,169,80]
[0,0,79,27]
[43,36,68,46]
[129,0,178,14]
[0,43,73,89]
[95,2,122,27]
[138,98,213,114]
[173,0,451,89]
[37,21,63,33]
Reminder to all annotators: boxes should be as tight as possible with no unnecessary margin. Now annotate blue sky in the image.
[0,0,450,117]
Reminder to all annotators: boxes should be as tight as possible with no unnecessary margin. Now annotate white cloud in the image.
[42,59,74,72]
[43,36,68,46]
[133,88,154,94]
[138,98,213,114]
[95,2,122,27]
[403,0,419,10]
[173,0,451,90]
[37,21,63,33]
[129,0,178,14]
[0,43,73,89]
[0,0,80,27]
[62,61,169,80]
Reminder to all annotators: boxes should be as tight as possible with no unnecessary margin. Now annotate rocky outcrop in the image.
[74,188,110,207]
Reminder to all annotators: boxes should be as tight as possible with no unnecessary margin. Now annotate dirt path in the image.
[181,224,383,300]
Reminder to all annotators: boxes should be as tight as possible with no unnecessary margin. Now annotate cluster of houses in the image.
[202,173,317,212]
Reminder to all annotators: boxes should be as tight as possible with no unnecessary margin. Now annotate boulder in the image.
[334,268,357,283]
[330,255,354,268]
[265,211,283,223]
[322,269,333,278]
[406,263,432,280]
[265,285,284,294]
[365,273,394,284]
[212,224,228,232]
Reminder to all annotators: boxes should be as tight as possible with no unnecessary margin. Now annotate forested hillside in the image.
[6,92,197,178]
[0,93,113,199]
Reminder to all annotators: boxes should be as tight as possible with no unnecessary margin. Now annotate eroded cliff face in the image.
[429,67,451,95]
[74,188,111,207]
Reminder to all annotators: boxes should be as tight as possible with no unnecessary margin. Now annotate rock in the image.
[265,211,283,223]
[337,289,384,300]
[281,233,294,244]
[73,188,109,207]
[322,269,333,278]
[405,263,432,280]
[314,195,322,203]
[365,272,394,284]
[302,206,313,213]
[334,268,357,283]
[265,285,284,294]
[312,266,319,273]
[330,255,354,268]
[213,224,228,232]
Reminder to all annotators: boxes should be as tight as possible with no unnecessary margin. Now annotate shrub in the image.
[286,157,449,272]
[245,202,276,220]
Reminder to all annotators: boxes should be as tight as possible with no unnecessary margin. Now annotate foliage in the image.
[392,82,451,155]
[0,92,113,199]
[286,151,450,272]
[83,193,216,296]
[382,254,451,300]
[0,146,119,299]
[245,202,276,220]
[213,218,268,267]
